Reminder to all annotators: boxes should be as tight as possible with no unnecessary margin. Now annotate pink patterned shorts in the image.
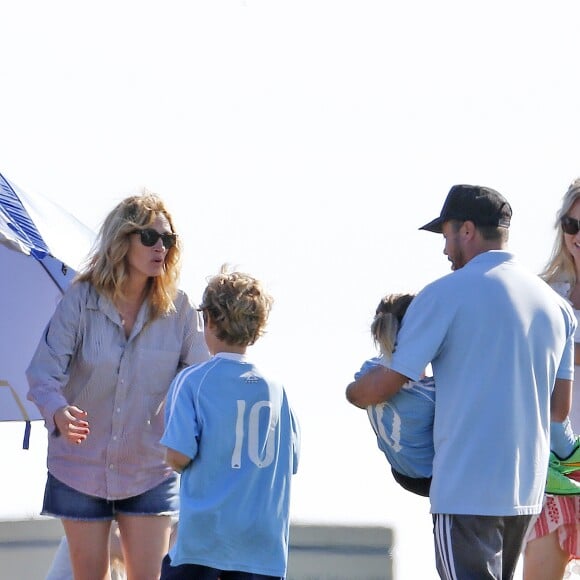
[527,494,580,557]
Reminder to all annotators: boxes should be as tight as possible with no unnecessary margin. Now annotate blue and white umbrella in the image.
[0,172,94,447]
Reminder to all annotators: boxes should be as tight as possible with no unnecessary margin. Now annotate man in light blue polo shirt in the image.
[346,184,577,579]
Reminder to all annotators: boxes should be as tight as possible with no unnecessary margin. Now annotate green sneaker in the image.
[550,438,580,474]
[545,465,580,495]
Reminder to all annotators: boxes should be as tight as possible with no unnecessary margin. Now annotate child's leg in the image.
[551,417,576,458]
[391,468,431,497]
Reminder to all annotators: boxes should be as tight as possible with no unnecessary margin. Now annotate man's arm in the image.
[346,366,409,408]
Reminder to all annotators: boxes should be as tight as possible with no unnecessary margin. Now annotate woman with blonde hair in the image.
[524,178,580,580]
[353,292,435,497]
[27,192,209,580]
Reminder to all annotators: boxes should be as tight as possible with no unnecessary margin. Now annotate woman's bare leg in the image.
[523,531,569,580]
[62,519,113,580]
[116,514,172,580]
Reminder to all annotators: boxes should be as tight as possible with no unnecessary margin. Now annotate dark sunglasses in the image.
[133,228,177,249]
[561,216,580,236]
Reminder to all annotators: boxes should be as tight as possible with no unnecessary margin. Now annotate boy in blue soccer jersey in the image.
[160,266,300,580]
[355,293,435,498]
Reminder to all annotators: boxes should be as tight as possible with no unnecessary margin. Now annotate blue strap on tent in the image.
[0,380,36,450]
[23,421,31,450]
[0,172,49,257]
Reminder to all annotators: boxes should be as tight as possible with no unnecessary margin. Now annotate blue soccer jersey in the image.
[355,357,435,478]
[161,353,300,576]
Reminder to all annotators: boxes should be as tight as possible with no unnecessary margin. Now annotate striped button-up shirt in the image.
[27,280,209,500]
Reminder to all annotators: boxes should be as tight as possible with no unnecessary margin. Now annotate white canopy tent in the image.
[0,172,94,446]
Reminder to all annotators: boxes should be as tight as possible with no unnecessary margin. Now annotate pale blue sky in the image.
[2,2,580,578]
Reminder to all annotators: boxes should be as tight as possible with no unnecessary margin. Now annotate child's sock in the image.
[551,417,577,458]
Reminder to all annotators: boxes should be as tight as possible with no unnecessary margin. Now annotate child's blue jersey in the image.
[161,353,300,576]
[355,356,435,478]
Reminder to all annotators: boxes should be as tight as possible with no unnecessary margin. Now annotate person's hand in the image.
[53,405,90,445]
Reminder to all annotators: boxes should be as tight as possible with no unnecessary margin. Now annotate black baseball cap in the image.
[419,184,512,233]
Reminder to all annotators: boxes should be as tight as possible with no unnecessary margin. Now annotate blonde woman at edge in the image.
[524,178,580,580]
[27,193,209,580]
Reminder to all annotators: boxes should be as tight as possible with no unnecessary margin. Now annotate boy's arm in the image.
[346,366,409,408]
[165,448,192,473]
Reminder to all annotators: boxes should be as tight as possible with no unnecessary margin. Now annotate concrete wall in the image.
[0,518,62,580]
[288,524,393,580]
[0,519,393,580]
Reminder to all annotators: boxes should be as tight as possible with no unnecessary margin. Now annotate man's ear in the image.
[461,220,477,239]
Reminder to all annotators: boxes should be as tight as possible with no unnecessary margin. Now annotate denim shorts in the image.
[42,472,180,521]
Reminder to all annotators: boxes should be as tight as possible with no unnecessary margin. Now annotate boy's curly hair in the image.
[199,265,273,347]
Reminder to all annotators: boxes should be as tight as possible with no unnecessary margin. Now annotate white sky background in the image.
[2,1,580,578]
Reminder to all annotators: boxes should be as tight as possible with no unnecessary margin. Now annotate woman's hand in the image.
[54,405,90,444]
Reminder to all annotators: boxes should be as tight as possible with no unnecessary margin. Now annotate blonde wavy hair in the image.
[541,178,580,287]
[76,191,181,319]
[371,293,415,360]
[199,265,273,347]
